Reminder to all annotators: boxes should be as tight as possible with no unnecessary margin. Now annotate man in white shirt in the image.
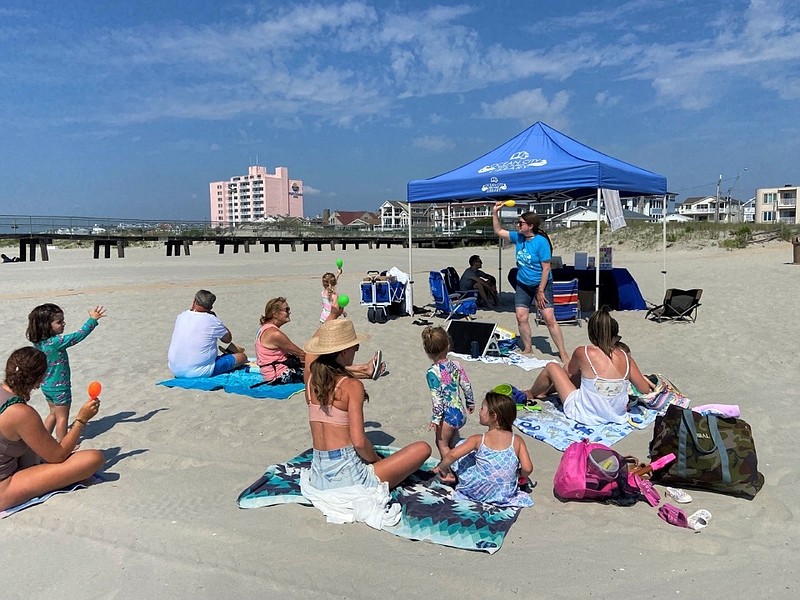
[167,290,247,378]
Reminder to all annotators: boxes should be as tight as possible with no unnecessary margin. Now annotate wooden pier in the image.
[2,232,493,262]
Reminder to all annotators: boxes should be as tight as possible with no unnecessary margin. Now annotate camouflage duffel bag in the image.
[649,404,764,500]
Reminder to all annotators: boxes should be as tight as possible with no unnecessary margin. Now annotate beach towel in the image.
[448,352,555,371]
[0,474,104,519]
[237,446,523,553]
[514,399,659,451]
[157,366,304,400]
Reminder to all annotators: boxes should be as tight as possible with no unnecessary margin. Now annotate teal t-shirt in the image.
[509,231,552,286]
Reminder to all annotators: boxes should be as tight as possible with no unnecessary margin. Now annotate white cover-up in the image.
[299,469,401,529]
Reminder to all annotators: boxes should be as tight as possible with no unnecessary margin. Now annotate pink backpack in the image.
[553,440,640,506]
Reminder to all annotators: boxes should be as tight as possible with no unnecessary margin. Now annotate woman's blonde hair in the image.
[260,297,287,325]
[587,306,619,357]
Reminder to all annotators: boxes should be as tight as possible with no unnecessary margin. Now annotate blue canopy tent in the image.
[405,121,668,311]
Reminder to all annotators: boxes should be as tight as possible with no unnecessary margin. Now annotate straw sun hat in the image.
[303,319,369,355]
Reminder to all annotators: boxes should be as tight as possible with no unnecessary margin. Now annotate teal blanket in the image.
[157,367,304,400]
[237,446,525,553]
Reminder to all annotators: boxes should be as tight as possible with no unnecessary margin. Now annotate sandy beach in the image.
[1,241,797,599]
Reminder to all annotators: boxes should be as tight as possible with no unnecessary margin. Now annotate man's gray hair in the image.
[194,289,216,310]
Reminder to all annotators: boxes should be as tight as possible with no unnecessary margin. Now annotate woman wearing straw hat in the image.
[301,319,431,492]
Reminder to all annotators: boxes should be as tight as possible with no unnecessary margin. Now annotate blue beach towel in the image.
[237,446,524,554]
[157,366,304,400]
[514,400,658,451]
[1,474,105,519]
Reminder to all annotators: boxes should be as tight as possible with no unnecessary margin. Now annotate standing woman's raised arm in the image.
[492,201,511,241]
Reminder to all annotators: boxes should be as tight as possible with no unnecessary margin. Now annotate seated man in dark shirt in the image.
[459,254,498,307]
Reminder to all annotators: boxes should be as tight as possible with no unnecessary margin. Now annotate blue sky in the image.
[1,0,798,220]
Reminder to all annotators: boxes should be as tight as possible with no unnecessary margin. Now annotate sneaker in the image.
[665,487,693,504]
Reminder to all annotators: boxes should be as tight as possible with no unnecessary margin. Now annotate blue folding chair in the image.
[429,271,477,320]
[536,278,580,325]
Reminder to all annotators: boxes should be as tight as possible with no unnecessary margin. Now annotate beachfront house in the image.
[677,196,743,222]
[326,210,380,230]
[754,185,798,224]
[378,200,432,231]
[546,204,650,229]
[741,197,756,223]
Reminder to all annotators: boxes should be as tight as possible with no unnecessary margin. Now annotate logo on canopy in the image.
[478,150,547,174]
[481,177,508,193]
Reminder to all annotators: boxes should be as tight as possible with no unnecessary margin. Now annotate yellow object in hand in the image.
[504,200,516,207]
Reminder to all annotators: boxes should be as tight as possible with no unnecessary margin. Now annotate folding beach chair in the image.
[535,278,580,326]
[428,271,477,321]
[441,267,462,296]
[645,288,703,323]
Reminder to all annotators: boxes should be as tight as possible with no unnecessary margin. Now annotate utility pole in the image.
[715,175,721,223]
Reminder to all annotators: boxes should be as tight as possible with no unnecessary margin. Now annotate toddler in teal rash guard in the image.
[27,303,106,441]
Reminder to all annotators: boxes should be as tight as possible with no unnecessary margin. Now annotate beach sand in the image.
[0,241,797,599]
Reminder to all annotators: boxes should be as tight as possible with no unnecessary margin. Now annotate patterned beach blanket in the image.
[157,366,304,400]
[514,399,658,451]
[237,446,524,553]
[1,474,104,519]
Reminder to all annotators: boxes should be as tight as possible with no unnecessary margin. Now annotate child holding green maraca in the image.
[320,259,346,323]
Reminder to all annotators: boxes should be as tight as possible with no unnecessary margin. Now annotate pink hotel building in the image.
[209,165,304,227]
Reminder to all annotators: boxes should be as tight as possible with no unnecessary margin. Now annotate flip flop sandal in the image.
[665,487,693,504]
[687,509,712,531]
[371,351,383,380]
[657,503,690,529]
[631,475,661,507]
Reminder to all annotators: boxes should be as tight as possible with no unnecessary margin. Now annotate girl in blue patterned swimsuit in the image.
[435,391,534,508]
[422,327,474,460]
[27,303,106,441]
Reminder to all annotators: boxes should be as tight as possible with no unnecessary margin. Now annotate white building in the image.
[677,196,742,222]
[754,185,798,224]
[378,194,675,231]
[209,165,304,227]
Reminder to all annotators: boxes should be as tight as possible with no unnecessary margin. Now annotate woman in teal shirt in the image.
[492,202,569,363]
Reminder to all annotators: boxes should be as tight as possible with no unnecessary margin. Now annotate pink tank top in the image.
[320,289,333,323]
[255,323,289,381]
[307,378,349,426]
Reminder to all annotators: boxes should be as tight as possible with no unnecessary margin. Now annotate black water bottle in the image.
[470,340,480,359]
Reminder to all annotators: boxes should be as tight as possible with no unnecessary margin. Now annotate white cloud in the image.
[412,135,455,152]
[479,89,570,128]
[304,185,322,196]
[595,91,621,108]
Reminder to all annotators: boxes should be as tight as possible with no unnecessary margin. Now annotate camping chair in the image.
[645,288,703,323]
[535,279,580,326]
[429,271,477,321]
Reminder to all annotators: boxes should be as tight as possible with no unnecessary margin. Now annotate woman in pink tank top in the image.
[256,297,388,384]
